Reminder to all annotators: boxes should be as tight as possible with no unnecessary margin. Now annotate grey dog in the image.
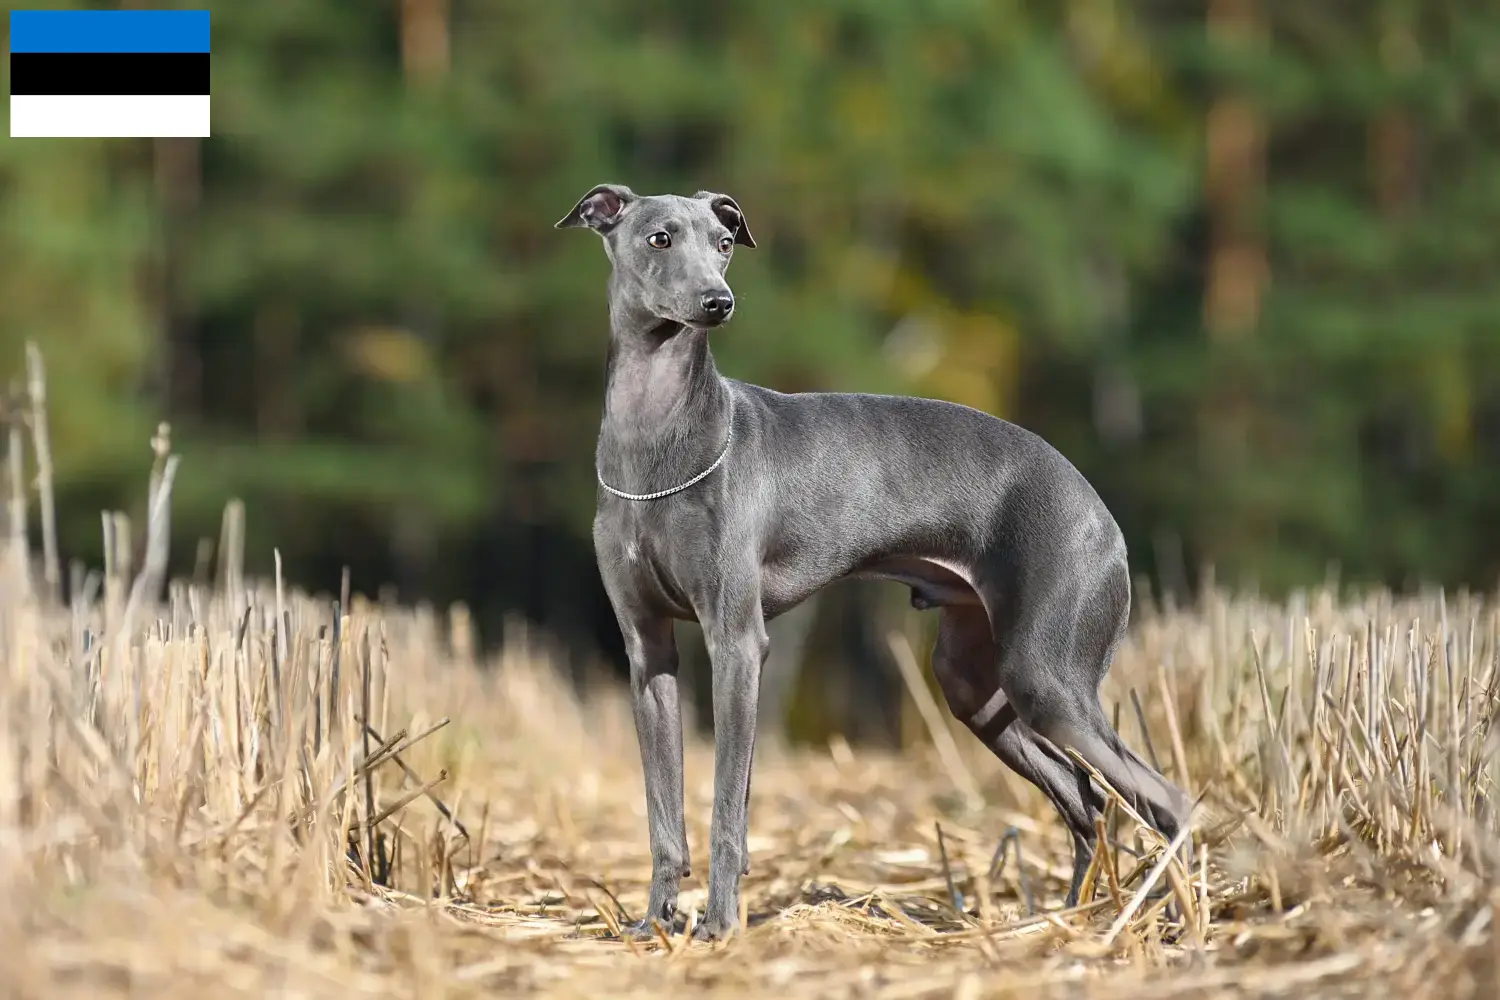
[556,183,1191,941]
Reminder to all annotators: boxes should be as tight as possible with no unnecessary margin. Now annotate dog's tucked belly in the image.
[759,553,982,621]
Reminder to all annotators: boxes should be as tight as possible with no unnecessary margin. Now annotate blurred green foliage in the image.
[0,0,1496,645]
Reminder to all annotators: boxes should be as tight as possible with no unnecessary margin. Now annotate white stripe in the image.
[971,687,1009,730]
[10,95,210,138]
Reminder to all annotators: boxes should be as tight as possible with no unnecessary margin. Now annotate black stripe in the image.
[10,52,209,96]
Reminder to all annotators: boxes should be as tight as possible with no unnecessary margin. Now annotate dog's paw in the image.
[691,917,735,942]
[620,917,672,941]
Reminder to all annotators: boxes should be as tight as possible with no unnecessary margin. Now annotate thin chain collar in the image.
[597,408,734,502]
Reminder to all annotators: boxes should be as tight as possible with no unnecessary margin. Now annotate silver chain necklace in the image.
[597,418,733,502]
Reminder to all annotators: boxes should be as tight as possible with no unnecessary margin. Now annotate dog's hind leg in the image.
[995,560,1191,847]
[997,723,1105,907]
[931,606,1105,906]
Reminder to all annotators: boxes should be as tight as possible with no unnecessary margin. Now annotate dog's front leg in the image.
[695,613,768,941]
[620,616,690,937]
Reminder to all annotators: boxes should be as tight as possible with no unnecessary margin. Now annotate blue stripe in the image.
[10,11,210,54]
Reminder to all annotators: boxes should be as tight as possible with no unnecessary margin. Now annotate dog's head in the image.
[555,185,756,329]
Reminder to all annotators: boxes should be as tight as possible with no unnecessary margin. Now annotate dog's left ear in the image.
[695,191,757,248]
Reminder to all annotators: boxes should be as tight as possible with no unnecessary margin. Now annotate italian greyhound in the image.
[556,184,1191,941]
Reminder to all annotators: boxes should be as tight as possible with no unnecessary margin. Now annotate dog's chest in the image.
[598,502,721,615]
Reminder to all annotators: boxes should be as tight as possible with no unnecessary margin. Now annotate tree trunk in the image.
[154,138,202,420]
[400,0,450,85]
[1200,0,1267,581]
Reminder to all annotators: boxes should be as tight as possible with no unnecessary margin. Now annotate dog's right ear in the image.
[555,184,637,232]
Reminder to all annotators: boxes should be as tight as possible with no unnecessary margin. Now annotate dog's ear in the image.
[694,191,757,248]
[555,184,637,232]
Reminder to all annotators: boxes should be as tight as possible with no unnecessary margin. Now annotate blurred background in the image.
[1,1,1498,743]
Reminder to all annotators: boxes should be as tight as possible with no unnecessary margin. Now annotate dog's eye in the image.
[717,235,734,253]
[647,232,672,249]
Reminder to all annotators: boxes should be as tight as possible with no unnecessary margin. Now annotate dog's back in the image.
[734,380,1126,620]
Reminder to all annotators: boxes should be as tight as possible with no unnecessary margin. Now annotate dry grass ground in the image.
[4,557,1499,998]
[0,400,1496,996]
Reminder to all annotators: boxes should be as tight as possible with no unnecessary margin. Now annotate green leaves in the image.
[0,0,1495,600]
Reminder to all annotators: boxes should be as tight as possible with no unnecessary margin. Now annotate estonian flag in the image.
[10,10,210,138]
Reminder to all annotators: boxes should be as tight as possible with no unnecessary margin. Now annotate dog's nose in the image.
[701,291,734,317]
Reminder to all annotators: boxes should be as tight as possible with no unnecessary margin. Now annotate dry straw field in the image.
[3,357,1500,998]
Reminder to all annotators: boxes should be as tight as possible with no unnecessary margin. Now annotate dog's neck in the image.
[596,298,732,488]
